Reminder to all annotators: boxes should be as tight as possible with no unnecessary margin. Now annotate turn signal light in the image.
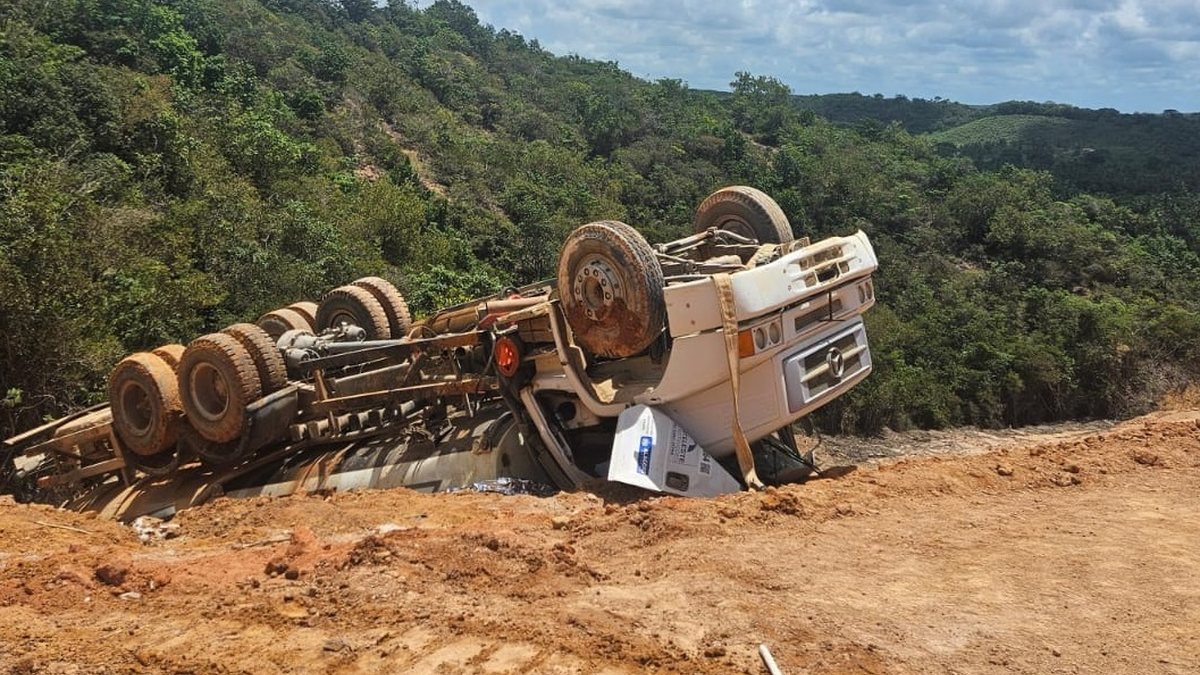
[737,329,755,358]
[495,335,523,377]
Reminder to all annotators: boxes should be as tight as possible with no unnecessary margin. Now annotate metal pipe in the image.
[759,644,783,675]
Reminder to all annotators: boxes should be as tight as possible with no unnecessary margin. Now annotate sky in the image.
[463,0,1200,113]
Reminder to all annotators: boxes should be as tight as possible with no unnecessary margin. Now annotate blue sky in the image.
[463,0,1199,113]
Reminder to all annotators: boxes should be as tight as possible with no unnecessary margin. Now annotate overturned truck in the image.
[1,187,878,520]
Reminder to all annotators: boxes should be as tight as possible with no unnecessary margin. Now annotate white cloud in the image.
[466,0,1200,111]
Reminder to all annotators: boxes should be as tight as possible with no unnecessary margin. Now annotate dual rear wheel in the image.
[112,278,412,470]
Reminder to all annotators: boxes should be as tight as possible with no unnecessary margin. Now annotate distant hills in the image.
[782,93,1200,195]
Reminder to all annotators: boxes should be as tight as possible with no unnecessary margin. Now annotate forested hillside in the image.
[790,92,1200,196]
[3,0,1200,439]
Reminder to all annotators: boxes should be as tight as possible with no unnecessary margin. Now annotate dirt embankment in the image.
[2,410,1199,674]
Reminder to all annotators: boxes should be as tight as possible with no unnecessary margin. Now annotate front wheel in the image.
[556,220,665,359]
[693,185,794,244]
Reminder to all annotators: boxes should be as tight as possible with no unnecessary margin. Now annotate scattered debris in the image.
[451,477,559,497]
[130,516,179,543]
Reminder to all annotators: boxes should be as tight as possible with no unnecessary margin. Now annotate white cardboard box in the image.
[607,405,742,497]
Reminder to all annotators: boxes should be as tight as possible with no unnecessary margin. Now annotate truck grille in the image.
[782,322,871,413]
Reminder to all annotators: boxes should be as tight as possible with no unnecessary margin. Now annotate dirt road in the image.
[2,410,1198,674]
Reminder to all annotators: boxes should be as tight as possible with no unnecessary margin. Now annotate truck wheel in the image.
[222,323,288,394]
[178,333,262,443]
[693,186,794,244]
[152,344,186,371]
[178,423,245,468]
[557,220,665,358]
[129,444,180,477]
[287,301,318,327]
[257,308,313,340]
[353,276,412,338]
[108,353,183,457]
[317,285,391,339]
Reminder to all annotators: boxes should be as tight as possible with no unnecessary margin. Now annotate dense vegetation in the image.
[794,92,1200,196]
[2,0,1199,439]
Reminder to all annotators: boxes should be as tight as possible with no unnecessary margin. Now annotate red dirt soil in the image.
[2,409,1199,674]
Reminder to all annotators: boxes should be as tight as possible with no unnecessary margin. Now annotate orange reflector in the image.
[495,336,522,378]
[737,329,755,358]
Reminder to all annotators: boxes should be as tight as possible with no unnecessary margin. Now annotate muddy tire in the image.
[178,333,262,443]
[108,353,183,457]
[129,444,181,477]
[287,301,318,327]
[353,276,412,338]
[151,344,186,371]
[222,323,288,394]
[693,185,793,244]
[257,308,313,340]
[178,422,245,468]
[316,285,391,339]
[557,220,665,358]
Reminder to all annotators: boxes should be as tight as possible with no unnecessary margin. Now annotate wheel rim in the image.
[717,216,756,240]
[572,254,622,321]
[118,380,154,437]
[189,362,231,422]
[328,309,356,329]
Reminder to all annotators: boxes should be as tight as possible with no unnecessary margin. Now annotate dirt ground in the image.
[2,409,1198,674]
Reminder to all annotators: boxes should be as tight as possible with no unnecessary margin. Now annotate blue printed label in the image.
[636,436,653,475]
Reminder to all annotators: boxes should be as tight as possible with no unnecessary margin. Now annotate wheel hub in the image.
[718,216,755,241]
[572,256,621,320]
[190,362,231,422]
[119,381,154,436]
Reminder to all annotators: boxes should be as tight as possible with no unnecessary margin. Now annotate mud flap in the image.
[607,405,741,497]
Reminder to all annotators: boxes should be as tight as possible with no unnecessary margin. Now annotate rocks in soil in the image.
[1052,473,1082,487]
[94,564,129,587]
[323,637,352,652]
[1131,450,1161,466]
